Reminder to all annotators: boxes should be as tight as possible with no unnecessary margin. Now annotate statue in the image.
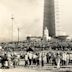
[44,27,51,40]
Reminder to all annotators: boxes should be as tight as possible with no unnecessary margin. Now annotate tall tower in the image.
[43,0,56,38]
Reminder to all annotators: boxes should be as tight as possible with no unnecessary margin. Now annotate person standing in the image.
[33,54,37,65]
[41,53,44,67]
[66,52,69,66]
[46,53,49,64]
[48,52,52,64]
[56,53,61,69]
[24,53,28,67]
[36,53,40,66]
[3,53,9,68]
[11,54,17,68]
[28,52,33,65]
[1,55,5,68]
[62,52,67,65]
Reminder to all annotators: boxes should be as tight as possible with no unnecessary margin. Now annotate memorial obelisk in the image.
[43,0,56,38]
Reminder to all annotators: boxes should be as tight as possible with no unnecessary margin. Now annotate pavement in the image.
[0,65,72,72]
[0,67,51,72]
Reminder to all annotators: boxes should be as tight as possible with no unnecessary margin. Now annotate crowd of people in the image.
[1,39,72,52]
[0,38,72,69]
[0,50,71,69]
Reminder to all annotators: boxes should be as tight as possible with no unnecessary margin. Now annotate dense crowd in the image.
[1,39,72,51]
[0,39,72,69]
[0,50,72,69]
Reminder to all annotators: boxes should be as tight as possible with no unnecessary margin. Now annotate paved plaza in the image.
[0,65,72,72]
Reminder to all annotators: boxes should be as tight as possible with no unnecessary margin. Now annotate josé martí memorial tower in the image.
[43,0,56,39]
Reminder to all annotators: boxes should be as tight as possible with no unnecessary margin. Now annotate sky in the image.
[0,0,72,41]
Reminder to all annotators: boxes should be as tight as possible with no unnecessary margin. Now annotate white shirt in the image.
[28,53,33,59]
[62,53,67,61]
[33,54,37,59]
[25,54,28,60]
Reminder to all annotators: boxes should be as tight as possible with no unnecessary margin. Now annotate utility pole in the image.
[17,27,20,43]
[11,15,14,42]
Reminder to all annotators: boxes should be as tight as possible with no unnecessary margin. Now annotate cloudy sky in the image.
[0,0,72,41]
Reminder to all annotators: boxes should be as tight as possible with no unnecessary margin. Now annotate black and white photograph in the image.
[0,0,72,72]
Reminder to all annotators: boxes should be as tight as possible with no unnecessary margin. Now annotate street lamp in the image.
[17,27,20,42]
[11,15,14,42]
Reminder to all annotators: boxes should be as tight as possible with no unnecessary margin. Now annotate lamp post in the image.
[11,15,14,42]
[17,27,20,43]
